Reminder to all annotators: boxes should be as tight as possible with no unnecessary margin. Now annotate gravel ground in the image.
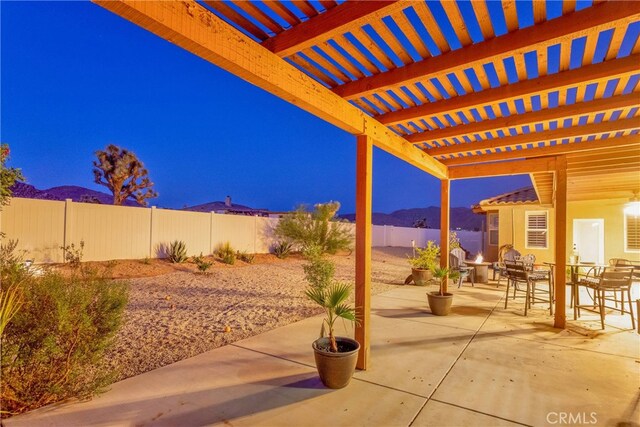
[105,247,414,381]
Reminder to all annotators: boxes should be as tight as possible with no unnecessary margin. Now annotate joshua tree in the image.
[93,144,157,206]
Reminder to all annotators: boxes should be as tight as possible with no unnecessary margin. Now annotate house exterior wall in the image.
[481,198,639,264]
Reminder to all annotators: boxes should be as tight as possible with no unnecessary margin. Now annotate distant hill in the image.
[341,207,483,231]
[10,182,139,206]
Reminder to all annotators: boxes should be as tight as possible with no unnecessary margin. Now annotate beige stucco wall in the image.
[484,198,640,264]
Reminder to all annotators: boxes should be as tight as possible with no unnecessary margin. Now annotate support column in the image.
[355,135,372,370]
[554,156,568,329]
[440,180,450,292]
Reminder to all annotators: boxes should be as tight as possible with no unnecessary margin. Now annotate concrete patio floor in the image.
[7,281,640,427]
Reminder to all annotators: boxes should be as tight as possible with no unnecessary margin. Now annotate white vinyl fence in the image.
[1,198,482,263]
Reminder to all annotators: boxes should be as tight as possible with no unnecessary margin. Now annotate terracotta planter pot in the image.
[312,337,360,389]
[427,291,453,316]
[411,268,433,286]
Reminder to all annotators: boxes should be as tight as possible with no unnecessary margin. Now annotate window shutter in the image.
[627,214,640,251]
[526,212,548,249]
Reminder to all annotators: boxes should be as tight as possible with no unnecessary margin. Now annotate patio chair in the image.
[576,267,635,329]
[494,248,521,286]
[504,262,553,316]
[449,251,474,288]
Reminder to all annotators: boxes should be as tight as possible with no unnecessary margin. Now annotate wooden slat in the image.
[378,54,640,127]
[262,1,406,57]
[333,2,640,100]
[582,32,599,66]
[533,0,546,24]
[503,0,519,33]
[408,93,640,144]
[318,1,337,11]
[334,34,381,74]
[263,1,301,27]
[441,0,472,46]
[350,27,396,71]
[288,53,338,86]
[367,20,414,66]
[563,0,577,14]
[233,1,283,34]
[449,157,557,179]
[411,1,451,54]
[471,0,495,40]
[94,0,448,179]
[391,8,432,59]
[440,135,640,166]
[605,26,627,61]
[355,135,372,370]
[203,1,270,40]
[427,118,639,156]
[290,1,318,18]
[318,40,365,79]
[301,47,351,83]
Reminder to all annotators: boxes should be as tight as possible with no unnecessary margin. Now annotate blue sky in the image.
[1,1,534,213]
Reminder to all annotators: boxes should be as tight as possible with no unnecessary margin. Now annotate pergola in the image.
[94,0,640,370]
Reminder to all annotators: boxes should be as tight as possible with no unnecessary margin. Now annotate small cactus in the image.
[168,240,187,263]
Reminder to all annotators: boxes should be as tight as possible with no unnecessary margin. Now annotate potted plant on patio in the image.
[427,266,460,316]
[304,245,360,389]
[407,241,439,286]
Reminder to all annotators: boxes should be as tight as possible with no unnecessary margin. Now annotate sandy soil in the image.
[90,247,415,381]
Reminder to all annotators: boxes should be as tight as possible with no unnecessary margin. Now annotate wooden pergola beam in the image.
[262,1,405,57]
[407,94,640,145]
[333,1,640,100]
[449,157,557,179]
[93,0,447,180]
[378,55,640,127]
[440,135,640,166]
[554,156,568,329]
[427,118,639,157]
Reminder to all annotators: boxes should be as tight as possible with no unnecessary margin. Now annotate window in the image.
[625,212,640,252]
[488,213,499,246]
[526,211,548,249]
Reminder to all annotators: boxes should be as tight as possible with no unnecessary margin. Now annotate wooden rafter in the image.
[378,55,640,127]
[407,94,640,145]
[262,1,406,57]
[449,157,558,179]
[333,1,640,100]
[427,118,639,157]
[93,0,447,179]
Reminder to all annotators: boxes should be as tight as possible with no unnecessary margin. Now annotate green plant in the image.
[1,270,128,416]
[237,251,255,264]
[1,144,24,210]
[168,240,187,263]
[0,285,23,336]
[432,267,460,295]
[141,257,151,265]
[60,241,85,267]
[216,242,236,265]
[274,202,353,255]
[408,241,439,271]
[303,245,358,352]
[193,253,213,272]
[271,240,293,259]
[93,144,157,206]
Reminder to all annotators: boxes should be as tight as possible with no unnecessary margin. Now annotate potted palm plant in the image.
[408,241,439,286]
[427,267,460,316]
[303,246,360,389]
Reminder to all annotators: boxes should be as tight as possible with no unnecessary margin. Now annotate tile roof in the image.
[476,186,540,207]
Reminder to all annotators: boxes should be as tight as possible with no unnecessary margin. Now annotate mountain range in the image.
[10,182,483,230]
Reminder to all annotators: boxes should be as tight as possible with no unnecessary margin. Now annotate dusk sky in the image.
[1,1,535,213]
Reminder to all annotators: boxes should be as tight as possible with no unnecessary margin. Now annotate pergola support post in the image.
[355,135,372,370]
[440,179,450,291]
[554,156,568,329]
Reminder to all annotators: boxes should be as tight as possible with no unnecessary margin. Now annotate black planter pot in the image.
[312,337,360,389]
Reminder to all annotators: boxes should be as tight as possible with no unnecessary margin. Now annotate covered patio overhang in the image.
[93,0,640,369]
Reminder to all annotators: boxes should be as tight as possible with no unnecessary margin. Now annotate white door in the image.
[573,219,604,264]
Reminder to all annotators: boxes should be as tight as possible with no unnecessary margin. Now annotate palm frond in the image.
[326,283,351,308]
[333,303,357,322]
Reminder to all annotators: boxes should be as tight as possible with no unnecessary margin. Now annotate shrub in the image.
[216,242,235,265]
[302,245,334,290]
[408,240,440,271]
[274,202,352,255]
[271,240,293,259]
[60,241,85,267]
[1,270,128,416]
[192,253,212,272]
[168,240,187,263]
[237,251,255,264]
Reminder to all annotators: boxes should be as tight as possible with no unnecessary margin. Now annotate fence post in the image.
[149,206,156,258]
[210,211,215,255]
[63,199,73,252]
